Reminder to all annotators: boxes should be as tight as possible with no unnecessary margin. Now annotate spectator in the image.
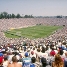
[3,55,9,67]
[50,48,56,56]
[7,55,22,67]
[41,57,47,67]
[30,57,42,67]
[64,51,67,67]
[0,56,3,67]
[30,51,36,58]
[52,54,64,67]
[22,52,31,67]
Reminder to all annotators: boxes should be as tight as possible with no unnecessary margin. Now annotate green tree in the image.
[16,14,21,18]
[0,13,4,19]
[9,14,12,18]
[0,12,34,19]
[3,12,8,18]
[24,15,28,18]
[65,16,67,18]
[11,13,15,18]
[56,15,62,18]
[24,15,34,18]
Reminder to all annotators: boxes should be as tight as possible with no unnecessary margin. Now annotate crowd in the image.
[0,18,67,45]
[0,18,67,31]
[0,18,67,67]
[0,38,67,67]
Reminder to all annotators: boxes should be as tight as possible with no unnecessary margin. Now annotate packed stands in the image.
[0,18,67,67]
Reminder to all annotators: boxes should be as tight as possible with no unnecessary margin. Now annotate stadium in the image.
[0,18,67,45]
[1,0,67,67]
[0,18,67,67]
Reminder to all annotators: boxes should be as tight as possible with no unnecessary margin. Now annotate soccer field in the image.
[4,25,63,39]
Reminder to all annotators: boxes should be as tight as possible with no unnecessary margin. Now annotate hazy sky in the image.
[0,0,67,16]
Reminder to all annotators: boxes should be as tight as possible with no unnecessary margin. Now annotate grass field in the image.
[4,25,63,39]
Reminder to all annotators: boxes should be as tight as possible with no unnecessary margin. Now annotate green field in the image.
[4,25,63,39]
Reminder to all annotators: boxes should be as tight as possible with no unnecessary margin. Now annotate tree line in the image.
[0,12,67,19]
[0,12,34,19]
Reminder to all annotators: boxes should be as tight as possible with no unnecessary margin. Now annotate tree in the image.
[2,12,8,18]
[24,15,28,18]
[30,15,34,18]
[0,12,34,19]
[0,13,4,19]
[9,14,12,18]
[24,15,34,18]
[56,15,62,18]
[7,14,10,19]
[65,16,67,18]
[11,13,15,18]
[16,14,21,18]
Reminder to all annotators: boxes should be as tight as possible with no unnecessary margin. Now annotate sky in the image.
[0,0,67,16]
